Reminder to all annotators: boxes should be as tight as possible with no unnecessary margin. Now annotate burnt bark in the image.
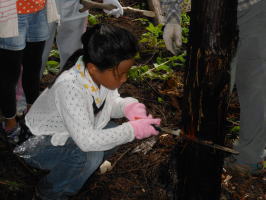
[162,1,238,200]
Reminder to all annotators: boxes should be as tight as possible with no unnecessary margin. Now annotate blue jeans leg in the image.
[36,141,104,200]
[22,121,119,200]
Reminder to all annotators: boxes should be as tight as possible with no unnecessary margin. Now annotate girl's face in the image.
[88,59,134,90]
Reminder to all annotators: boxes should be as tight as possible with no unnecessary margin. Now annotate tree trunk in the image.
[162,1,238,199]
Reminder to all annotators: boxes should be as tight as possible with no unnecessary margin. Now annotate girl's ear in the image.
[87,63,98,75]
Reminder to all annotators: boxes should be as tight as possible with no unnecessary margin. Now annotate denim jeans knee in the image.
[36,138,104,199]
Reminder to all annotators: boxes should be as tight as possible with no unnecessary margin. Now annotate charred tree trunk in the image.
[162,1,238,200]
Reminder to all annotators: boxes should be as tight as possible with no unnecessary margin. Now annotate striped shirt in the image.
[0,0,17,21]
[0,0,18,37]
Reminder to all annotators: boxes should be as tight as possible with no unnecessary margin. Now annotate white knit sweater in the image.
[25,57,136,152]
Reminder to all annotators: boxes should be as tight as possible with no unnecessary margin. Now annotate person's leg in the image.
[26,137,104,200]
[56,17,87,70]
[23,7,49,110]
[22,41,45,109]
[40,22,58,78]
[22,121,118,199]
[0,12,27,132]
[64,121,119,196]
[234,1,266,169]
[42,148,104,199]
[0,49,23,130]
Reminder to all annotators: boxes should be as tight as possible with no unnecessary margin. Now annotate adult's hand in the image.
[163,23,182,55]
[103,0,123,18]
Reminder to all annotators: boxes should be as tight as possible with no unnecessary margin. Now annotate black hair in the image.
[49,24,138,88]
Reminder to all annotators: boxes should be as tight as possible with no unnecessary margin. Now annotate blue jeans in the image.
[0,8,49,50]
[15,121,118,200]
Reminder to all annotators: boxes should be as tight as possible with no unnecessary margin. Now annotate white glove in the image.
[103,0,123,18]
[163,23,182,55]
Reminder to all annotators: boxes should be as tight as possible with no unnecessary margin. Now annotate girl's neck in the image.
[88,70,100,88]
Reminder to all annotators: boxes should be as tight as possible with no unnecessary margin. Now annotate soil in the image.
[0,1,265,200]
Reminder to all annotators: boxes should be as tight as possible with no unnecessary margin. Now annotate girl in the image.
[0,0,58,144]
[14,24,160,200]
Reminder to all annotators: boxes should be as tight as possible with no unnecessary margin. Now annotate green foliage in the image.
[181,13,190,44]
[88,14,100,25]
[43,49,60,76]
[128,52,186,81]
[132,11,190,82]
[139,22,165,51]
[49,49,59,58]
[230,126,240,134]
[157,97,164,103]
[133,18,150,26]
[43,60,60,75]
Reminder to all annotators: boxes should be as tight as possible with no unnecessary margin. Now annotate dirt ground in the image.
[0,1,265,200]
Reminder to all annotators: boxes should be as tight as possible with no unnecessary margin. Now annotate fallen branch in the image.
[123,6,155,17]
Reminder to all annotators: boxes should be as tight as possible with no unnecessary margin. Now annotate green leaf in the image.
[49,49,59,58]
[157,97,164,103]
[230,126,240,134]
[88,14,99,25]
[46,60,60,74]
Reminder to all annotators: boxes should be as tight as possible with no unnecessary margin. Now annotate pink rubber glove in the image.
[129,118,161,139]
[124,102,148,121]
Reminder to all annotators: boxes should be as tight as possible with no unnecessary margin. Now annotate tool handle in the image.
[151,124,162,132]
[79,0,116,12]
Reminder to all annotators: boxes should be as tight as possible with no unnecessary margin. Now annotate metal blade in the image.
[159,127,181,136]
[152,125,239,155]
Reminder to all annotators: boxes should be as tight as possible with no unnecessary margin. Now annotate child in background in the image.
[40,0,124,76]
[14,24,160,200]
[0,0,58,144]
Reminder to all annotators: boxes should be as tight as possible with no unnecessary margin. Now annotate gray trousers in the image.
[41,17,87,77]
[231,1,266,165]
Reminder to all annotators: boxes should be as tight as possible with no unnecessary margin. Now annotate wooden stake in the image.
[146,0,165,24]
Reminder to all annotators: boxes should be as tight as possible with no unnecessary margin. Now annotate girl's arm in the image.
[54,83,135,152]
[109,90,138,118]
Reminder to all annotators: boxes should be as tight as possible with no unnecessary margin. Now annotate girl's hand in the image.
[129,118,161,140]
[124,102,148,121]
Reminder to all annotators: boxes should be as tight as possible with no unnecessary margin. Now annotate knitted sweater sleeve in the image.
[110,90,138,118]
[54,83,135,152]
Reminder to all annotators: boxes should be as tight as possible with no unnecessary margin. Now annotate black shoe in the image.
[2,122,33,147]
[5,124,21,145]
